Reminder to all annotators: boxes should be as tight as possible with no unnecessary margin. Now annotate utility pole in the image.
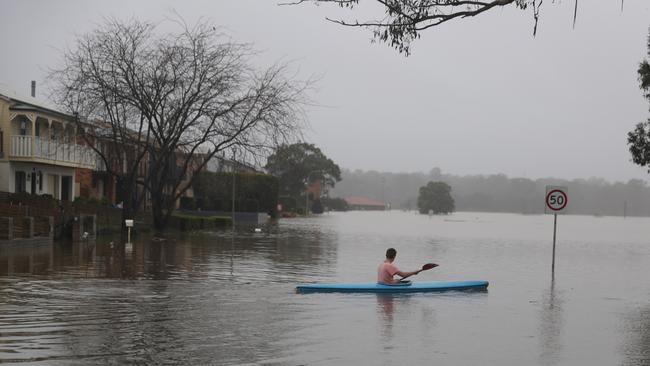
[231,148,236,230]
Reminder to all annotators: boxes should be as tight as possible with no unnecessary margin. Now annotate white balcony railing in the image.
[10,135,104,170]
[11,135,32,156]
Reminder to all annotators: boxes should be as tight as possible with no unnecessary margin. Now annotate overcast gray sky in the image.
[1,0,649,182]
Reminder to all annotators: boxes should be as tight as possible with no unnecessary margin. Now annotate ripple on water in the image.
[1,212,650,365]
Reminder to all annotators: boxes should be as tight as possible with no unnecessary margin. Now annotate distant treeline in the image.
[331,168,650,217]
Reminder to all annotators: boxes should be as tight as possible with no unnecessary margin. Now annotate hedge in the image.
[192,171,279,217]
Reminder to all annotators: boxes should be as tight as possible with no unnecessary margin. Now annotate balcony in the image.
[10,135,104,170]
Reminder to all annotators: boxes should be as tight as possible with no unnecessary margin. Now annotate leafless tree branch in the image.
[287,0,595,55]
[50,17,310,231]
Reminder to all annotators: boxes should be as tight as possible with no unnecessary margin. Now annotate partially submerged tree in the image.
[628,29,650,172]
[288,0,619,55]
[265,143,341,211]
[51,18,308,231]
[417,181,455,214]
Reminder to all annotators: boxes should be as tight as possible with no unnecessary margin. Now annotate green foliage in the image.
[628,120,650,172]
[179,197,196,210]
[279,195,299,212]
[265,143,342,200]
[73,196,112,207]
[169,212,231,231]
[100,197,111,206]
[628,29,650,171]
[193,171,279,216]
[640,30,650,100]
[417,181,455,215]
[301,0,544,55]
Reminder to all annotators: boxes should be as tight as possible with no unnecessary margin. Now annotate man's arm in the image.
[395,269,422,280]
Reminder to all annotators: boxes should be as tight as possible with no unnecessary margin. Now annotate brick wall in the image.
[0,191,122,241]
[0,217,13,240]
[76,168,93,199]
[33,216,53,238]
[0,201,55,240]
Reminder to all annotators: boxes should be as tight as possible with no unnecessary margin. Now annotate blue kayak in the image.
[296,280,489,293]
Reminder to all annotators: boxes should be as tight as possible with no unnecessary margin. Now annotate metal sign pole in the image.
[230,152,236,274]
[546,186,567,278]
[551,213,557,276]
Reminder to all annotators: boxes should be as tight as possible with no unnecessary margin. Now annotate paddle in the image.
[399,262,438,281]
[422,263,438,271]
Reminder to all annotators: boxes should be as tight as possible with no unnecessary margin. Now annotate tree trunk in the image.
[151,192,168,233]
[119,185,135,246]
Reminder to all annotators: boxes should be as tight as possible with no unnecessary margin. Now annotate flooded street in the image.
[1,211,650,365]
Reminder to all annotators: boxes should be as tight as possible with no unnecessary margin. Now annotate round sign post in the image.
[545,186,568,277]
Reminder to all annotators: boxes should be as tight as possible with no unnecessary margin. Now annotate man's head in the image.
[386,248,397,261]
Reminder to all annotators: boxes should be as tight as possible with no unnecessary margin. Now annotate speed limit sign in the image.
[545,186,568,214]
[545,185,568,277]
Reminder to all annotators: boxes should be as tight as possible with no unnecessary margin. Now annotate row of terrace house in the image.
[0,86,109,202]
[0,85,161,209]
[0,84,222,211]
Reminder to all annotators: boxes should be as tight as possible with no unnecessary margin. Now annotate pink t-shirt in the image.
[377,261,399,284]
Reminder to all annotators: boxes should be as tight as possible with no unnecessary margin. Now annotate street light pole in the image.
[231,148,236,230]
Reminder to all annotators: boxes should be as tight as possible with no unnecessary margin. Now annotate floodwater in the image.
[1,211,650,365]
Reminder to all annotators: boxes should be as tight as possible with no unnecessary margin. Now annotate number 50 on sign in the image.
[545,186,568,214]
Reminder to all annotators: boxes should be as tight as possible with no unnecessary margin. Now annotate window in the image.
[38,171,43,191]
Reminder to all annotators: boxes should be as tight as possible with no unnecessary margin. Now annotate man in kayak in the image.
[377,248,423,284]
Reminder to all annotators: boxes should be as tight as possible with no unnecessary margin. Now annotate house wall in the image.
[0,161,9,192]
[0,98,9,162]
[9,162,76,201]
[75,168,114,202]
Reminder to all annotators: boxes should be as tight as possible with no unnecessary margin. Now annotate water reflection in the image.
[0,219,338,364]
[0,241,54,275]
[0,220,338,282]
[622,306,650,366]
[1,212,650,365]
[538,279,564,365]
[376,294,396,338]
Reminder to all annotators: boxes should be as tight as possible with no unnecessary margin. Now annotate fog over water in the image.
[1,0,650,181]
[332,168,650,216]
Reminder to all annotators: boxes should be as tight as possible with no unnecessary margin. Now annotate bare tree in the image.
[51,18,308,232]
[286,0,624,55]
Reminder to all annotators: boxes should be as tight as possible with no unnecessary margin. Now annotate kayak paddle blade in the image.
[422,263,439,270]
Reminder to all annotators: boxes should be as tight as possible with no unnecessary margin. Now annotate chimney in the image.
[31,81,36,98]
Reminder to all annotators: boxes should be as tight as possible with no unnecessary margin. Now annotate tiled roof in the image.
[344,196,385,207]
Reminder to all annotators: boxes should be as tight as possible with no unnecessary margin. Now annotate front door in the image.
[14,171,26,193]
[48,174,60,199]
[61,176,72,201]
[30,170,36,194]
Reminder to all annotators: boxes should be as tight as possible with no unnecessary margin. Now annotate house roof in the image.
[344,196,386,207]
[0,83,72,119]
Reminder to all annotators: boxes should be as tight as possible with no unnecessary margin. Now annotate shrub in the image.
[180,196,196,210]
[193,171,279,216]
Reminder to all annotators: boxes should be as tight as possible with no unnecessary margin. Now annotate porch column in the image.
[73,125,78,164]
[31,116,36,157]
